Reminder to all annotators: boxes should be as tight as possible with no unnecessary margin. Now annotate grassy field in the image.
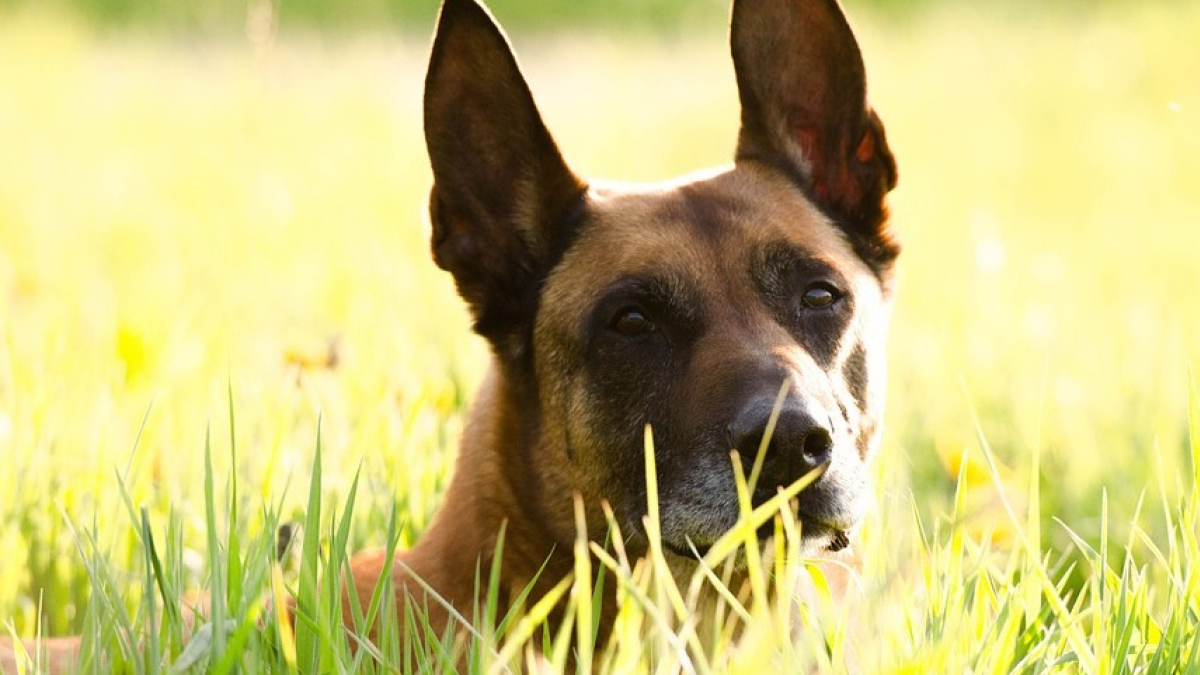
[1,1,1199,672]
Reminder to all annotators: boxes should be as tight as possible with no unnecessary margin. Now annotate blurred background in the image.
[3,0,1191,32]
[1,0,1198,638]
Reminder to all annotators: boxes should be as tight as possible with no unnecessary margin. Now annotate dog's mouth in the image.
[662,518,852,560]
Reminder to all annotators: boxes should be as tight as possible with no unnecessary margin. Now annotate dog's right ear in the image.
[424,0,586,347]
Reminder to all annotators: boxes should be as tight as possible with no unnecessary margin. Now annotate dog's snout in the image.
[727,401,833,491]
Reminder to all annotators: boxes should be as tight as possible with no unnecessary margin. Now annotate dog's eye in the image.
[611,308,656,336]
[801,283,841,309]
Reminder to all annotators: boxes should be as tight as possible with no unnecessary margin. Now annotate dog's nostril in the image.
[801,427,833,466]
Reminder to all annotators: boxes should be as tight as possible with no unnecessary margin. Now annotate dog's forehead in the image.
[544,165,874,312]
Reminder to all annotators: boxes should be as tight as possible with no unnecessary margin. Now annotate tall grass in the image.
[6,390,1200,672]
[1,1,1198,672]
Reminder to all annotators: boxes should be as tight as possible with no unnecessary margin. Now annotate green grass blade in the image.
[203,426,227,665]
[225,380,243,624]
[296,418,324,674]
[140,508,159,675]
[1189,365,1200,498]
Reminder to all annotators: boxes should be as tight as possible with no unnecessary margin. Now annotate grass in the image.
[1,0,1199,672]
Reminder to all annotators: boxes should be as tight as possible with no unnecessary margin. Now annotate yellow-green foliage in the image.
[0,2,1198,672]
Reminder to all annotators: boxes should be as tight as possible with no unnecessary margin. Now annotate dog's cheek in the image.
[848,342,887,462]
[828,337,876,464]
[846,299,892,461]
[569,343,681,526]
[531,303,650,530]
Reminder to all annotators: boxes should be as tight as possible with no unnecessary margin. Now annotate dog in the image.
[347,0,898,653]
[1,0,897,669]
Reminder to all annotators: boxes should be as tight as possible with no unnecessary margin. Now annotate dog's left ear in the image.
[731,0,899,268]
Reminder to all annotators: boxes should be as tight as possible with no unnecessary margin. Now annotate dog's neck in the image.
[407,360,591,626]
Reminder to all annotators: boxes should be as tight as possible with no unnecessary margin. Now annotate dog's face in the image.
[424,0,898,557]
[536,167,893,556]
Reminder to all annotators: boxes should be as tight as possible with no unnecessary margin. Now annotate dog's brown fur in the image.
[1,0,897,670]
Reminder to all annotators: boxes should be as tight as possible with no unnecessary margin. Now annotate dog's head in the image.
[424,0,898,557]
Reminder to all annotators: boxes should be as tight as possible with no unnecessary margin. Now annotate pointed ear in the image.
[731,0,899,268]
[425,0,586,345]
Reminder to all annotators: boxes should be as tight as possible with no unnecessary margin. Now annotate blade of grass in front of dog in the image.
[217,507,280,675]
[358,504,402,657]
[538,564,578,672]
[471,523,507,673]
[642,424,662,541]
[746,379,790,495]
[485,523,506,635]
[701,461,821,566]
[572,497,594,675]
[296,420,323,674]
[486,575,573,675]
[469,521,506,671]
[400,539,543,671]
[401,602,431,675]
[341,502,402,668]
[328,464,361,661]
[592,507,636,672]
[588,548,607,657]
[272,563,299,674]
[211,599,263,675]
[644,427,714,671]
[729,452,768,625]
[640,425,689,623]
[318,485,350,668]
[203,426,227,665]
[587,544,700,669]
[682,551,751,628]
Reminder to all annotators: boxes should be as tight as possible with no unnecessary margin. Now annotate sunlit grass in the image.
[1,2,1198,672]
[9,400,1200,672]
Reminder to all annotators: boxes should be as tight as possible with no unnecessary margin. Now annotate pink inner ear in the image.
[794,125,841,206]
[855,132,875,163]
[798,123,868,217]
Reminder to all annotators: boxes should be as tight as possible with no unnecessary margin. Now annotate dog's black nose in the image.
[727,401,833,493]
